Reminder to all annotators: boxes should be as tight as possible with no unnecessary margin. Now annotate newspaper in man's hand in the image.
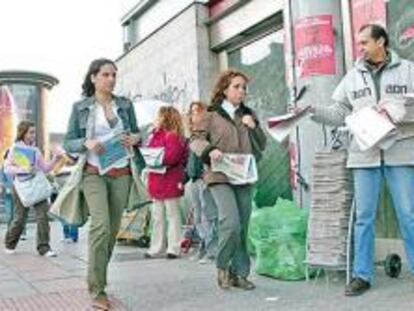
[139,147,166,174]
[345,106,398,151]
[266,106,311,143]
[211,153,258,185]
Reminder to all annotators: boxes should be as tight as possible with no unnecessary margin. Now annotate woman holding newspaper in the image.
[63,58,141,310]
[190,69,267,290]
[4,121,62,257]
[144,106,188,259]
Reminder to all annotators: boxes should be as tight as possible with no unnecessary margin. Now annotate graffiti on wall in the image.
[120,70,192,111]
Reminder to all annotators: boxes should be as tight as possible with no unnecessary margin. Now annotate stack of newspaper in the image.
[307,149,353,268]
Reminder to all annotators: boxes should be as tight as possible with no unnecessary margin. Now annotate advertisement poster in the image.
[351,0,387,59]
[0,86,16,163]
[294,15,336,78]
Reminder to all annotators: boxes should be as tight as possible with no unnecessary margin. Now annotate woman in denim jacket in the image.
[63,58,141,311]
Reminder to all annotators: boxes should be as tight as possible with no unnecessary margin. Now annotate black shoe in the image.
[166,253,179,259]
[345,277,371,296]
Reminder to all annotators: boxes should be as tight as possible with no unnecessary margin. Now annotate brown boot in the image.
[91,297,109,310]
[217,269,230,289]
[230,274,256,290]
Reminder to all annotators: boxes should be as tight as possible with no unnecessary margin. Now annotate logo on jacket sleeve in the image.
[385,85,407,94]
[351,87,372,100]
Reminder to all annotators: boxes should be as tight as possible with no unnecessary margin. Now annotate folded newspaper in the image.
[266,106,311,143]
[97,133,131,175]
[211,153,258,184]
[139,147,166,174]
[345,106,397,151]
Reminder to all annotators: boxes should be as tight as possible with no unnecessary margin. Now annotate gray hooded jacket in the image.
[312,51,414,168]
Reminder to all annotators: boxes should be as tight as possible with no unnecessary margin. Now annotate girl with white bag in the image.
[3,121,63,257]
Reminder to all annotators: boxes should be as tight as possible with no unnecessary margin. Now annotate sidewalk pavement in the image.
[0,222,413,311]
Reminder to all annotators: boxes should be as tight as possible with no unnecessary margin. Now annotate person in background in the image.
[145,106,188,259]
[63,58,141,310]
[190,69,267,290]
[51,153,79,244]
[4,121,62,257]
[186,101,218,263]
[0,159,14,229]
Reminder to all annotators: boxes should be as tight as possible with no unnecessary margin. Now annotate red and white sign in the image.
[351,0,387,59]
[294,15,336,78]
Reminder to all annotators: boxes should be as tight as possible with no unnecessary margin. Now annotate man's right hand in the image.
[84,139,105,155]
[209,149,223,162]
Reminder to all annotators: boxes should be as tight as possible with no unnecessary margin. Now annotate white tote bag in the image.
[14,171,54,207]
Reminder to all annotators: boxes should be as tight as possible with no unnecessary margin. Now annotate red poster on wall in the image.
[294,15,336,79]
[351,0,387,59]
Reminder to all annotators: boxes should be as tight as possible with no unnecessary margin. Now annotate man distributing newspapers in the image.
[310,24,414,297]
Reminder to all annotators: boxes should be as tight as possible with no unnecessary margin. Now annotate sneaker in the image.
[61,238,72,244]
[345,277,371,296]
[43,250,58,258]
[4,247,15,255]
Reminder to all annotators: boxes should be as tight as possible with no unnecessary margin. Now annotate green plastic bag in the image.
[249,198,308,280]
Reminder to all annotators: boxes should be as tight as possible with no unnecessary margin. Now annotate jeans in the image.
[63,224,79,242]
[5,188,51,254]
[353,165,414,282]
[3,192,14,228]
[82,173,131,299]
[209,184,253,277]
[148,198,182,256]
[189,179,218,258]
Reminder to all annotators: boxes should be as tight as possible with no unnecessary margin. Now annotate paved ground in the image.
[0,222,413,311]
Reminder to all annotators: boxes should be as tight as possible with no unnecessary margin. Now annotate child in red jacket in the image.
[145,106,188,259]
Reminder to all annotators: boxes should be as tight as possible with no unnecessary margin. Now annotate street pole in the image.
[285,0,346,208]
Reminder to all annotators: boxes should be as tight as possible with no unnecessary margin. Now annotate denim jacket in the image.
[63,95,139,154]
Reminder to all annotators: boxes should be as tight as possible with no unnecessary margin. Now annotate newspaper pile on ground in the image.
[307,149,353,268]
[211,153,258,185]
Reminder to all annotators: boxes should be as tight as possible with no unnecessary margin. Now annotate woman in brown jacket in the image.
[190,69,266,290]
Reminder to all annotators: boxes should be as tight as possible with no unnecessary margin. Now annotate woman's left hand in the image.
[242,115,256,129]
[121,133,140,148]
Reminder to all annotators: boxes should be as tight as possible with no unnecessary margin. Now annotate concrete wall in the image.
[209,0,284,49]
[116,3,217,112]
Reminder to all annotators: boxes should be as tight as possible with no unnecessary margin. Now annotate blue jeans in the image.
[353,166,414,282]
[3,193,14,228]
[63,224,79,242]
